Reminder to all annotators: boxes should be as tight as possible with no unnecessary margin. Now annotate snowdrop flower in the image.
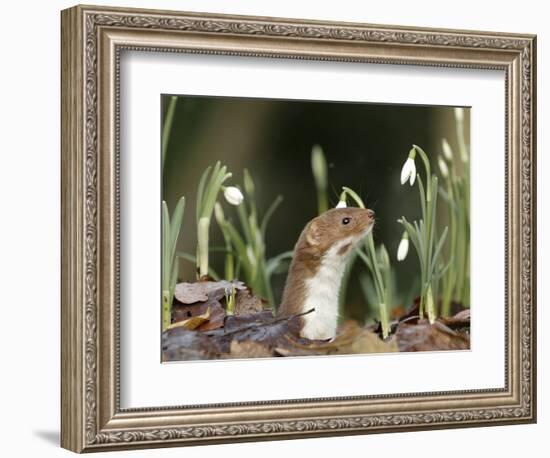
[397,231,409,261]
[335,200,347,209]
[441,138,453,161]
[223,186,244,206]
[400,148,417,186]
[335,191,347,208]
[438,156,449,178]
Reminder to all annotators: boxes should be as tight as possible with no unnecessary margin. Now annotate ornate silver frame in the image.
[61,4,537,452]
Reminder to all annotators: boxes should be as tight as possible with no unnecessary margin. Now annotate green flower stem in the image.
[413,145,432,202]
[413,145,435,318]
[342,186,390,338]
[399,146,448,324]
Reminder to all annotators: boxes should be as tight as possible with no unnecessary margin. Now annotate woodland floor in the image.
[162,280,470,362]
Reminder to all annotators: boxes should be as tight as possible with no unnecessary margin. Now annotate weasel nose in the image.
[366,209,375,219]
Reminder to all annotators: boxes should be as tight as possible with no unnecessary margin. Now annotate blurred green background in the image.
[162,95,469,323]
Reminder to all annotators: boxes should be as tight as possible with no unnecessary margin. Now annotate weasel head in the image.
[300,207,375,259]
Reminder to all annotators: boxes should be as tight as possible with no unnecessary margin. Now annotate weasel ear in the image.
[306,221,321,246]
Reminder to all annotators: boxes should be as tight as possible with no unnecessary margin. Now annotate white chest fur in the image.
[300,237,353,340]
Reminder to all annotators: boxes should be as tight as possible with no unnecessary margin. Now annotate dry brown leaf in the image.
[396,320,470,352]
[279,321,398,355]
[172,301,226,331]
[195,304,225,331]
[439,309,470,328]
[229,340,272,358]
[350,329,399,354]
[174,283,208,304]
[162,326,226,361]
[224,310,275,333]
[172,301,211,321]
[174,280,245,305]
[166,307,210,331]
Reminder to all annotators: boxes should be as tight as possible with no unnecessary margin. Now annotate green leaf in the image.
[260,195,283,239]
[162,201,170,292]
[243,168,255,198]
[356,247,374,272]
[161,96,178,171]
[429,226,449,279]
[202,164,229,218]
[243,169,258,223]
[248,213,260,241]
[311,145,328,214]
[402,218,421,257]
[414,220,426,273]
[437,256,454,280]
[266,250,293,277]
[378,244,390,270]
[427,176,439,262]
[169,196,186,263]
[439,187,459,212]
[237,200,253,244]
[359,273,379,312]
[311,145,328,189]
[357,244,384,303]
[224,221,252,280]
[169,257,179,302]
[201,162,221,217]
[196,165,211,221]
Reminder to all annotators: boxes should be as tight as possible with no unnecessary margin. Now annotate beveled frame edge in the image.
[60,4,537,453]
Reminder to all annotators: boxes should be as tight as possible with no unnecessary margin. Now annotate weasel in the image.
[278,207,375,340]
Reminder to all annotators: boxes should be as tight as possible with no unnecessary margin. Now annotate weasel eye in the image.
[342,217,351,225]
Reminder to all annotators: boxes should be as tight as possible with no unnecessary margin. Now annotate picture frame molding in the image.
[61,4,537,452]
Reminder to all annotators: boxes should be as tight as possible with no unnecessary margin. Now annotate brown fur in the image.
[278,208,375,323]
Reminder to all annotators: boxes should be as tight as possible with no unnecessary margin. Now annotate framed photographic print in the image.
[61,4,537,452]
